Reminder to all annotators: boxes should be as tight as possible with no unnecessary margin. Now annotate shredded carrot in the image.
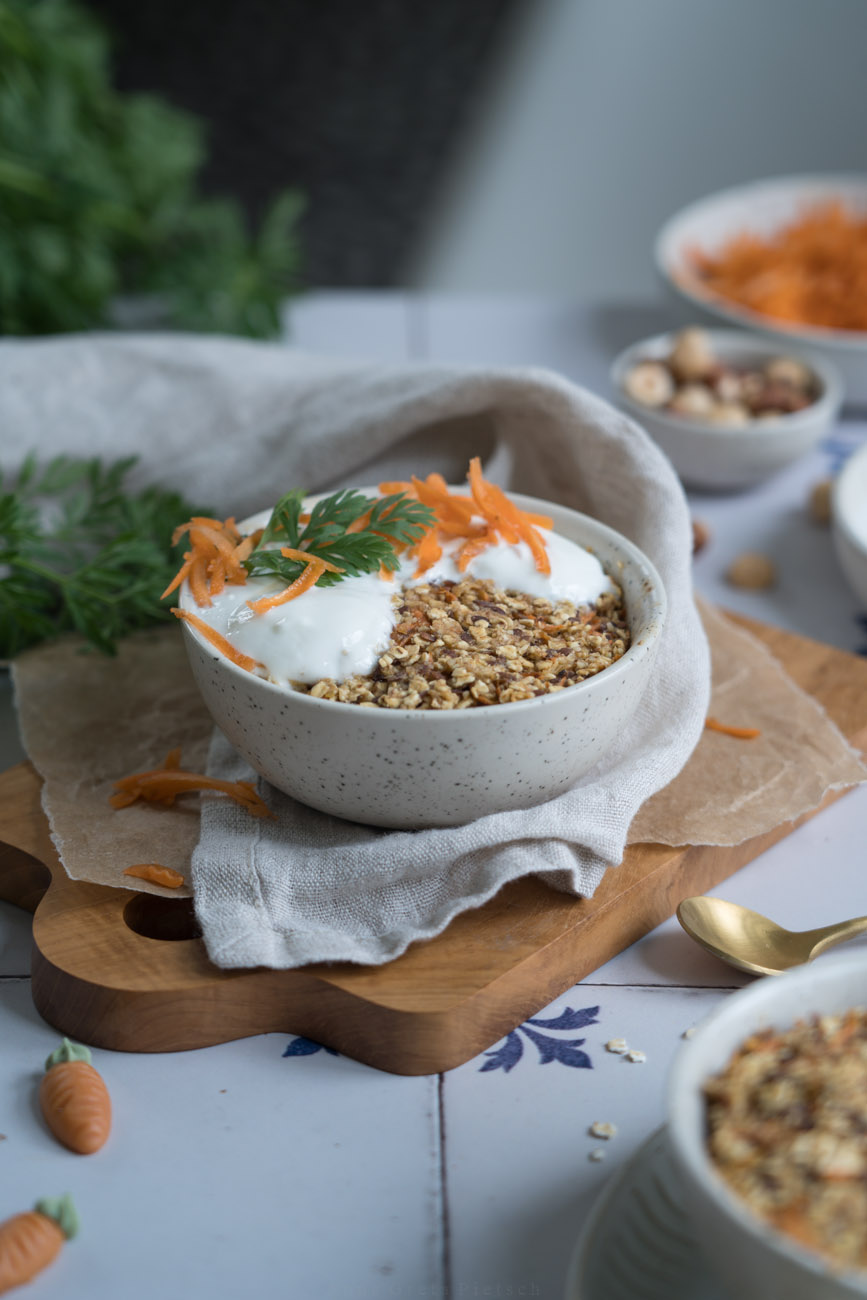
[771,1203,819,1249]
[111,749,274,818]
[705,716,761,740]
[247,556,326,614]
[684,200,867,333]
[163,515,255,607]
[386,464,552,579]
[278,546,342,574]
[172,608,264,673]
[413,527,443,577]
[123,863,186,889]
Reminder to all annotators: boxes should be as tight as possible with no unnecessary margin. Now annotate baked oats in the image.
[303,576,630,709]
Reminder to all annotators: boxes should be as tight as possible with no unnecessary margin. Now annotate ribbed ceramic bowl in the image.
[667,951,867,1300]
[177,491,666,828]
[611,329,842,490]
[655,174,867,404]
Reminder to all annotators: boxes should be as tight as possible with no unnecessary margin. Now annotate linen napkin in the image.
[0,333,710,968]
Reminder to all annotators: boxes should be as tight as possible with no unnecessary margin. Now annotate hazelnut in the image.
[808,479,832,526]
[669,327,715,382]
[692,519,710,554]
[705,402,750,427]
[726,552,777,590]
[764,356,814,390]
[668,383,716,418]
[714,371,744,404]
[622,361,674,407]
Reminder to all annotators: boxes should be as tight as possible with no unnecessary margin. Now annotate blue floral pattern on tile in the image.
[479,1005,599,1073]
[823,427,866,476]
[283,1036,339,1058]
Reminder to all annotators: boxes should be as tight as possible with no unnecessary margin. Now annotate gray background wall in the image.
[410,0,867,297]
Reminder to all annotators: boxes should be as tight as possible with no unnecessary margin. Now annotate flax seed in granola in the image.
[302,575,630,709]
[705,1009,867,1274]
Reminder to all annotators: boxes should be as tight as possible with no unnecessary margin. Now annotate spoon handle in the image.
[806,916,867,960]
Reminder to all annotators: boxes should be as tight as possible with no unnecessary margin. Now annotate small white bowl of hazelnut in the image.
[611,327,843,490]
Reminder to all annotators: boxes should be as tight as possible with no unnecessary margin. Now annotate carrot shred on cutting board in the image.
[39,1040,111,1155]
[111,749,274,818]
[123,864,186,889]
[684,200,867,333]
[705,716,762,739]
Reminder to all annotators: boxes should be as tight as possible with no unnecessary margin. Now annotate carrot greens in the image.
[0,455,210,657]
[244,488,436,589]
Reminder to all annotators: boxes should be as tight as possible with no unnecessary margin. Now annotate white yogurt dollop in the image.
[193,527,615,686]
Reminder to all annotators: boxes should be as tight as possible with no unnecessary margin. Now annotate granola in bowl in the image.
[305,578,629,710]
[705,1010,867,1275]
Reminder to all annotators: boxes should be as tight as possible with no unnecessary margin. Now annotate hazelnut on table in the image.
[726,552,777,590]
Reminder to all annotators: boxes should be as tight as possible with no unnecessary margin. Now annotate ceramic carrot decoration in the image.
[40,1039,111,1155]
[0,1194,78,1295]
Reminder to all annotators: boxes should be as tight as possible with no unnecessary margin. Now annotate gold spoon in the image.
[676,896,867,977]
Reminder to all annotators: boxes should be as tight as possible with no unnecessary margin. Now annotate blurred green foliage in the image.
[0,0,303,337]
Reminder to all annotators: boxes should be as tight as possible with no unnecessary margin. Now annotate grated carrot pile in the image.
[685,201,867,333]
[110,747,274,818]
[162,517,261,607]
[381,458,553,578]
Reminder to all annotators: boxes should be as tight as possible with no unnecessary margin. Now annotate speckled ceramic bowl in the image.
[667,952,867,1299]
[177,492,666,828]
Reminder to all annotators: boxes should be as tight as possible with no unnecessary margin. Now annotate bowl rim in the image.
[610,327,843,439]
[666,949,867,1292]
[655,172,867,354]
[177,488,668,721]
[832,439,867,560]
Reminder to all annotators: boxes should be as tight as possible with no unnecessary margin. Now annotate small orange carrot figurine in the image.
[0,1194,78,1295]
[39,1039,111,1155]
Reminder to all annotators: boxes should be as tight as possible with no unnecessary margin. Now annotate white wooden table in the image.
[2,294,867,1300]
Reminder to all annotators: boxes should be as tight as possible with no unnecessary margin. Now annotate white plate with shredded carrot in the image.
[656,174,867,403]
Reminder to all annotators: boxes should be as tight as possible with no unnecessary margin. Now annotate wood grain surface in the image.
[1,615,866,1075]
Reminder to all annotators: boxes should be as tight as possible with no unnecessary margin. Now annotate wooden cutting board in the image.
[2,615,866,1076]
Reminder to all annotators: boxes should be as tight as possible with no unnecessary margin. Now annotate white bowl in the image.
[667,951,867,1300]
[832,440,867,607]
[177,491,666,829]
[656,174,867,404]
[611,329,842,490]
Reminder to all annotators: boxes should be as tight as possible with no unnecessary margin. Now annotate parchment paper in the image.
[10,604,867,899]
[628,602,867,845]
[12,626,210,897]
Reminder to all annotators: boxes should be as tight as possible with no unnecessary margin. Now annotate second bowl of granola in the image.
[176,487,666,828]
[667,951,867,1299]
